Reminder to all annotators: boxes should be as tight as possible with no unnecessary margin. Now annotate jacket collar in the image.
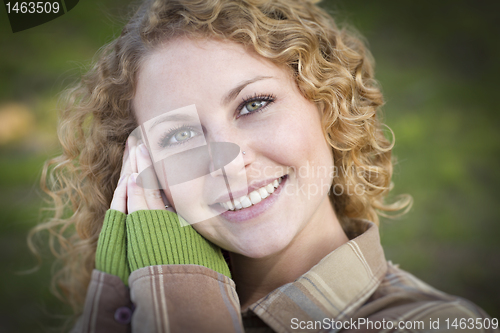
[244,220,387,332]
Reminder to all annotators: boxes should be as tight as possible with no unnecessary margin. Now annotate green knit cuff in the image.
[126,210,231,278]
[95,209,130,286]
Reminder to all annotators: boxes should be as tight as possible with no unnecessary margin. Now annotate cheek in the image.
[261,105,328,168]
[275,108,334,197]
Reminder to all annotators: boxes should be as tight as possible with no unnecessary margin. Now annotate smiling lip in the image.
[209,176,283,206]
[216,175,287,223]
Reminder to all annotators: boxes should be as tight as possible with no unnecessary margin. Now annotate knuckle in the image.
[146,189,162,200]
[113,187,126,200]
[113,192,126,201]
[130,187,143,196]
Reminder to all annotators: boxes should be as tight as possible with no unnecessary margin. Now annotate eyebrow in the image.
[148,113,197,131]
[146,75,273,130]
[221,75,273,106]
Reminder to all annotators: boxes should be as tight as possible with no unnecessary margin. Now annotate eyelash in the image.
[236,93,276,118]
[158,125,199,148]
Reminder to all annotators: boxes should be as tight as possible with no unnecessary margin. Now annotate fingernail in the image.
[118,174,126,184]
[138,143,149,156]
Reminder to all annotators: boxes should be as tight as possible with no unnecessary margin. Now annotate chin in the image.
[228,232,294,259]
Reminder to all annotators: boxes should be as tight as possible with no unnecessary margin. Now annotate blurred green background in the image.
[0,0,499,331]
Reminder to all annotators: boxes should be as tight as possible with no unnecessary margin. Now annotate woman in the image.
[33,0,496,332]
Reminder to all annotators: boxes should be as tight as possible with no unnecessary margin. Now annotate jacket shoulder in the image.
[346,262,497,332]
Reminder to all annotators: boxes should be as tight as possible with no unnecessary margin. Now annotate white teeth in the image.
[258,187,269,199]
[240,196,252,208]
[218,176,284,211]
[234,198,242,209]
[249,191,262,204]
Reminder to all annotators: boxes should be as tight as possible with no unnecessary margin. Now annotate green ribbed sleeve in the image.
[95,209,130,285]
[126,210,231,278]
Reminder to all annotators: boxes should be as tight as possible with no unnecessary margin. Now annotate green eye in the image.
[159,126,200,148]
[237,94,276,117]
[246,100,263,112]
[174,130,192,142]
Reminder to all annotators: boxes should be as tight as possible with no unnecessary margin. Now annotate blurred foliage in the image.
[329,0,500,318]
[0,0,499,331]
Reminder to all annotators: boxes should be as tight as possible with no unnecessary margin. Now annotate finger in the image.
[110,174,129,213]
[119,141,133,178]
[161,190,176,213]
[136,143,166,210]
[111,142,133,213]
[127,135,138,174]
[122,140,130,167]
[127,173,149,214]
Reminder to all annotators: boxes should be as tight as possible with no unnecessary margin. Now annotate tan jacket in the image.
[73,220,497,333]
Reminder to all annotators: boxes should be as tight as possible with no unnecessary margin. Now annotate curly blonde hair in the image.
[30,0,411,317]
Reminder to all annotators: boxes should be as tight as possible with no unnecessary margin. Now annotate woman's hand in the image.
[110,136,174,214]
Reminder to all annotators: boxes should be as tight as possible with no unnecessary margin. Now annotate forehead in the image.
[133,38,288,123]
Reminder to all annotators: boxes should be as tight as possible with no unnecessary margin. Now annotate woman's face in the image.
[133,38,336,258]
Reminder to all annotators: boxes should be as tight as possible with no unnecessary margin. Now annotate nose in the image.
[203,124,248,177]
[208,141,245,178]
